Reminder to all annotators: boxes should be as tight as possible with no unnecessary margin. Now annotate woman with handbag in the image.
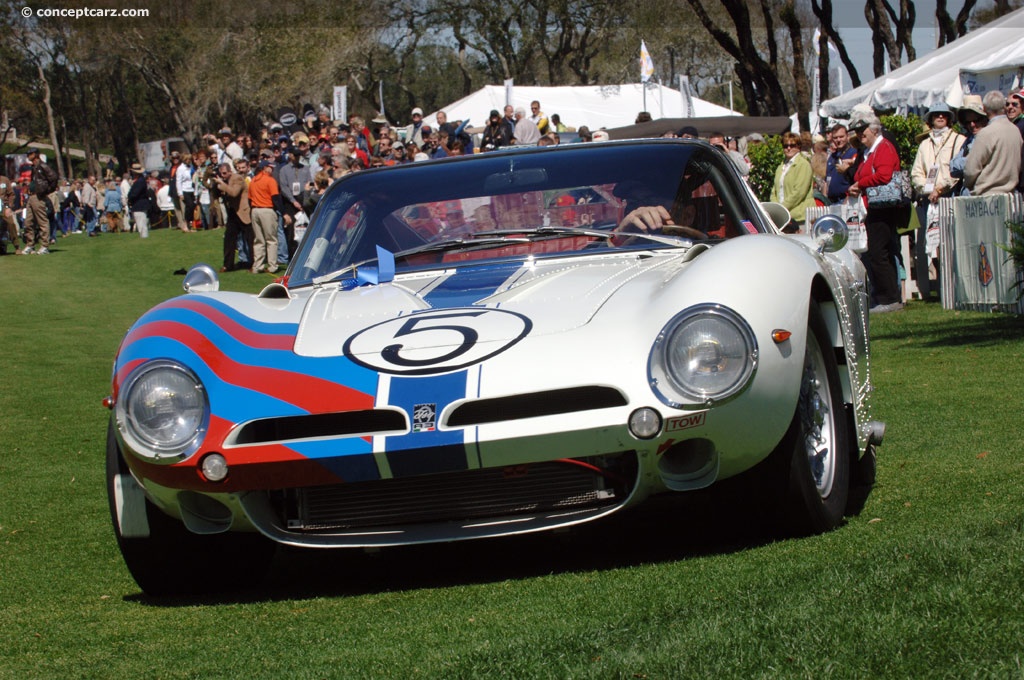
[848,114,905,313]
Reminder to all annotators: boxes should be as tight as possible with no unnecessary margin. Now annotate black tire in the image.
[106,419,275,597]
[773,300,851,535]
[845,442,877,517]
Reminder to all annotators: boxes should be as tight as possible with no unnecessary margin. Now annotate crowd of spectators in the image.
[4,90,1022,304]
[813,88,1024,312]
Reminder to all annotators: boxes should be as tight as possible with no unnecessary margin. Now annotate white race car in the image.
[106,140,882,596]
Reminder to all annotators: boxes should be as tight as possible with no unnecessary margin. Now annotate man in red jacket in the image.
[848,114,904,313]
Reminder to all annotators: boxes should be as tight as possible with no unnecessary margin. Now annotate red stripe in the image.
[161,298,295,350]
[126,320,372,414]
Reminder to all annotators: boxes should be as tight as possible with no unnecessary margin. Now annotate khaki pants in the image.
[24,194,50,249]
[3,209,18,247]
[250,207,278,272]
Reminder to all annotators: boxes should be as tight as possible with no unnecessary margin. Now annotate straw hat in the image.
[957,95,986,125]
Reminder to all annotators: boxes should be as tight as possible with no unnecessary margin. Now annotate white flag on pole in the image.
[640,40,654,83]
[812,28,840,57]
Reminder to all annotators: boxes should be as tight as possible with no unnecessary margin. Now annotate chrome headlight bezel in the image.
[115,360,209,464]
[648,304,758,408]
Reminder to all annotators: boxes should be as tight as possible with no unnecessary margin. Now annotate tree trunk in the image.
[685,0,790,117]
[866,0,904,76]
[936,0,978,47]
[810,0,862,89]
[37,61,65,182]
[781,1,811,132]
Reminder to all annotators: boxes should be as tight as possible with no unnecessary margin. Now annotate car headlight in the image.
[649,304,758,407]
[117,360,208,462]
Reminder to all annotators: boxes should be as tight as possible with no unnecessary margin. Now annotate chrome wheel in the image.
[799,330,837,500]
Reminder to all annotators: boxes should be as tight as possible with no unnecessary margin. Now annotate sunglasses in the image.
[782,143,799,149]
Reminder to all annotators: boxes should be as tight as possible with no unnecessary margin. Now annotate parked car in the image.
[105,140,883,596]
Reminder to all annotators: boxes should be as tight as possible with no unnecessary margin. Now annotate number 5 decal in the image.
[343,308,532,375]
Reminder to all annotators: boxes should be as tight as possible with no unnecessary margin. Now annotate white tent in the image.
[422,83,739,131]
[820,7,1024,116]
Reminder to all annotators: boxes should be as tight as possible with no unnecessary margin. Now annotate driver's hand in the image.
[616,205,674,233]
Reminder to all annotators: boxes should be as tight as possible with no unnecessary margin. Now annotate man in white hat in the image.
[964,90,1022,196]
[404,107,426,148]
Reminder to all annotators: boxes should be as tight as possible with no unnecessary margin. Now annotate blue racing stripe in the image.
[422,261,524,308]
[385,370,469,477]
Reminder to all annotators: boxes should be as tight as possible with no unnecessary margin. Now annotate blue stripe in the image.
[127,305,379,396]
[286,440,379,482]
[153,295,298,336]
[385,370,469,476]
[118,336,307,422]
[422,261,524,308]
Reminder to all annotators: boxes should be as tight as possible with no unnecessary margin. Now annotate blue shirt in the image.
[104,187,122,212]
[825,146,857,202]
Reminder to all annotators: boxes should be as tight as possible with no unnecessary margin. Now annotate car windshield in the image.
[287,140,766,288]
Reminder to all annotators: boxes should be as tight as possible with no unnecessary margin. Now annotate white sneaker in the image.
[19,247,33,255]
[34,247,50,255]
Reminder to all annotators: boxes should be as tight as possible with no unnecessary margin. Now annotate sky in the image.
[831,0,941,94]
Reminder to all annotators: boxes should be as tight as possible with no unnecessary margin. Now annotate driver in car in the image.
[612,181,705,243]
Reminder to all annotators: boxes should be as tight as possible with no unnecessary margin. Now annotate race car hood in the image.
[293,251,687,358]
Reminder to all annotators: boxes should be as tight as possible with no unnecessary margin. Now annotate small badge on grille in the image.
[413,403,437,432]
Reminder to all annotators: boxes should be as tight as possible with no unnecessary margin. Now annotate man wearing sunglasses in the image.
[1007,89,1024,135]
[1007,89,1024,194]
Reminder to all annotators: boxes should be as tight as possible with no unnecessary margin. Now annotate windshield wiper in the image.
[472,226,615,240]
[474,226,697,247]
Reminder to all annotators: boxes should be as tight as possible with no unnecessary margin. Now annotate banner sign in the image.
[333,86,347,124]
[945,194,1024,312]
[960,68,1023,97]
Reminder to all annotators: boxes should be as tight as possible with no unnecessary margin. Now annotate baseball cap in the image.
[411,107,424,116]
[257,160,271,169]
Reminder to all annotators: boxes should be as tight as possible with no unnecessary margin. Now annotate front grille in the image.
[275,452,637,532]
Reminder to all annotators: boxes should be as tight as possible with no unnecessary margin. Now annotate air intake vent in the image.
[446,386,627,427]
[234,409,407,444]
[277,452,637,531]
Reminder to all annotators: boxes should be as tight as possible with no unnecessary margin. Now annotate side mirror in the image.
[760,201,791,231]
[182,263,220,293]
[811,213,849,254]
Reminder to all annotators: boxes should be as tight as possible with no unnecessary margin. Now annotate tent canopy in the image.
[423,83,739,132]
[606,116,792,140]
[821,7,1024,116]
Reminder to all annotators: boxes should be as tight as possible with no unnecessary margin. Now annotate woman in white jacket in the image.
[910,103,964,299]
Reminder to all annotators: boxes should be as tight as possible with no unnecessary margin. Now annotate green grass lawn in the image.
[2,228,1023,678]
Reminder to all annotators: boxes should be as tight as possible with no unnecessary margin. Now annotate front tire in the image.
[106,420,275,597]
[774,300,851,534]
